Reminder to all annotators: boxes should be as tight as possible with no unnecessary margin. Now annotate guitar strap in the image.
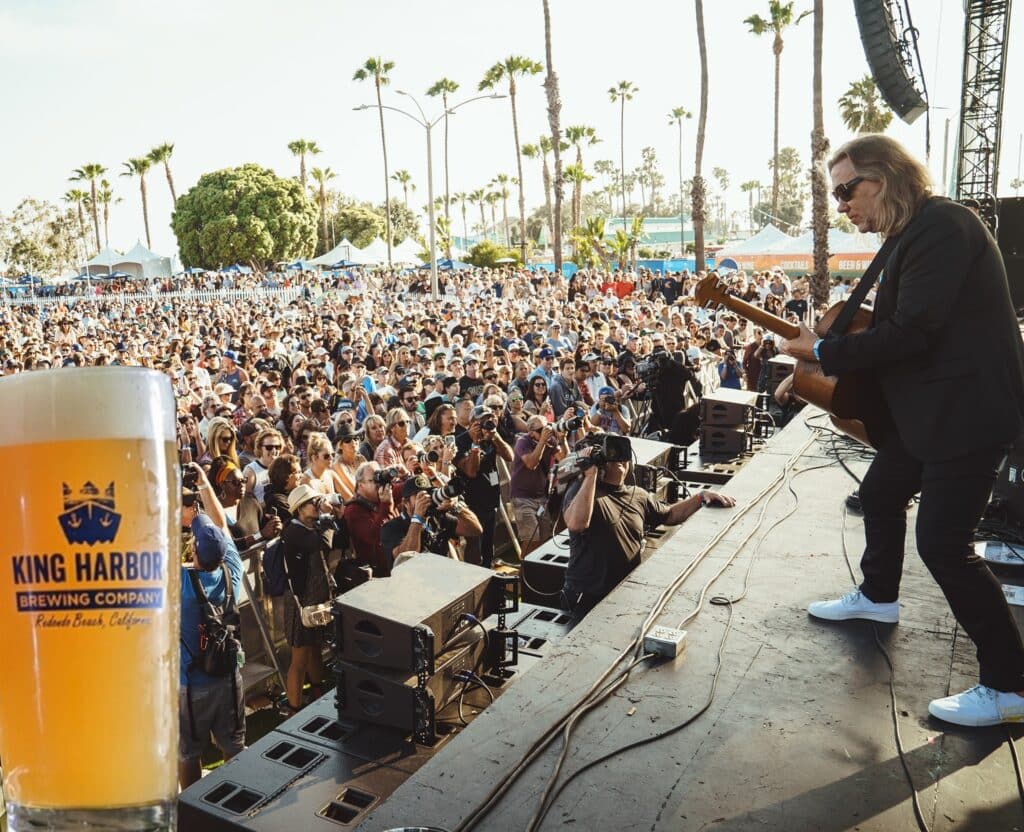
[825,235,899,337]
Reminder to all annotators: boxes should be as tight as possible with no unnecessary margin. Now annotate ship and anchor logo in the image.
[59,481,121,545]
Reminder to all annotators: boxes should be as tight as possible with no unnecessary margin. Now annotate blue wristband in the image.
[812,338,822,360]
[411,514,425,526]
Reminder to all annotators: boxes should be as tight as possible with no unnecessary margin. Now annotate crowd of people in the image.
[0,261,839,781]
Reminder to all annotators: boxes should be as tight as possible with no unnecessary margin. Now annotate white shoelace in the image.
[840,589,864,606]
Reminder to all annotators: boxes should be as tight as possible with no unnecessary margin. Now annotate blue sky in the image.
[1,0,1020,257]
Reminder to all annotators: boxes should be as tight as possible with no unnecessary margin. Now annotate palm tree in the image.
[565,125,601,235]
[63,189,89,245]
[492,174,513,246]
[542,0,564,273]
[354,57,396,265]
[713,166,730,235]
[287,139,321,192]
[668,107,693,253]
[479,56,544,262]
[426,77,460,234]
[470,188,488,242]
[310,167,337,253]
[838,75,894,134]
[745,1,810,223]
[391,169,415,210]
[453,191,470,248]
[608,81,638,232]
[147,142,178,205]
[740,180,761,232]
[1011,178,1024,196]
[485,192,502,244]
[693,0,710,270]
[562,163,593,256]
[70,163,106,252]
[121,157,153,248]
[95,179,119,248]
[810,0,830,308]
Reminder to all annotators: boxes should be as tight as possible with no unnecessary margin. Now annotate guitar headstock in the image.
[694,274,730,309]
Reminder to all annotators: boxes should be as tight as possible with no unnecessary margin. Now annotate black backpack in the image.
[183,565,242,677]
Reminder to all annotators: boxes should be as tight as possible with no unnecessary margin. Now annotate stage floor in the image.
[360,409,1024,832]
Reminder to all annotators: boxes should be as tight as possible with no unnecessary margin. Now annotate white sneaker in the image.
[807,588,899,624]
[929,684,1024,727]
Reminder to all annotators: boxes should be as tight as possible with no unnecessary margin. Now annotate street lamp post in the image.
[354,92,503,299]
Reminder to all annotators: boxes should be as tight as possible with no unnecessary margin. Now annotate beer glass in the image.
[0,367,180,830]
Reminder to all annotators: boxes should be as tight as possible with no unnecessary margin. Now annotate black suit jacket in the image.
[818,197,1024,462]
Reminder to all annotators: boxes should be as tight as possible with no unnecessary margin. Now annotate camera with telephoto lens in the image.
[419,449,443,464]
[478,417,497,433]
[430,478,464,507]
[373,466,402,486]
[554,415,583,433]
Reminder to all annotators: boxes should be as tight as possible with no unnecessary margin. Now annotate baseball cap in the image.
[539,348,555,359]
[598,386,616,397]
[335,398,355,412]
[401,474,432,499]
[223,350,238,362]
[214,383,236,396]
[191,515,231,569]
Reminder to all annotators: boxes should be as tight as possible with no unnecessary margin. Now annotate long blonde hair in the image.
[828,134,931,237]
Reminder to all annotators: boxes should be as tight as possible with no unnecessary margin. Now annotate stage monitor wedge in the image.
[853,0,928,124]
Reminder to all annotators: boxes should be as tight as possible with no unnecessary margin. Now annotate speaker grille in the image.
[853,0,927,124]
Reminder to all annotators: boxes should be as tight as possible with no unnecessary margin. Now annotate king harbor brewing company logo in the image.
[59,481,121,545]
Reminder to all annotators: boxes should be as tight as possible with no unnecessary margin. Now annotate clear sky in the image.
[0,0,1020,259]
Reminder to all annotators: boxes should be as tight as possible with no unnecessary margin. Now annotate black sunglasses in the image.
[832,176,865,203]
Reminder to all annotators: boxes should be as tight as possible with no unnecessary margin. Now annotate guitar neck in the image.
[713,293,801,340]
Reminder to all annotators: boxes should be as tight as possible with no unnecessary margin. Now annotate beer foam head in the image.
[0,367,176,445]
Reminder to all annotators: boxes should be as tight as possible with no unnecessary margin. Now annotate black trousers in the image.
[858,431,1024,691]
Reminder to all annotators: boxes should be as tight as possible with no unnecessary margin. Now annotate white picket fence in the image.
[1,287,305,307]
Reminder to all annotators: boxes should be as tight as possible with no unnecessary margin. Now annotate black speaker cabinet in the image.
[510,603,576,657]
[332,556,516,674]
[853,0,927,123]
[700,388,760,427]
[700,426,751,456]
[998,197,1024,312]
[520,533,571,606]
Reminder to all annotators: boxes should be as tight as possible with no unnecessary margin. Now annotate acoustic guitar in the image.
[694,275,889,447]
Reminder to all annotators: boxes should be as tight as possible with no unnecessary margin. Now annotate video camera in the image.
[634,349,673,386]
[550,433,632,495]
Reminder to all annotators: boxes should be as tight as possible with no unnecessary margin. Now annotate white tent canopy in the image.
[717,225,789,258]
[310,238,356,267]
[349,237,390,265]
[84,246,122,274]
[112,241,173,280]
[392,237,424,264]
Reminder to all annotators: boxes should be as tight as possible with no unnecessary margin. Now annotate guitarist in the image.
[780,134,1024,728]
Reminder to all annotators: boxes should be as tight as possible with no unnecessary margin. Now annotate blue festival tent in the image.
[328,259,361,269]
[16,274,43,285]
[221,263,252,274]
[419,258,471,271]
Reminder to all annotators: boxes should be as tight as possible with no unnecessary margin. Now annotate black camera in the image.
[554,415,583,433]
[373,466,402,486]
[478,417,497,433]
[431,478,464,507]
[426,449,442,464]
[182,465,199,489]
[581,433,632,469]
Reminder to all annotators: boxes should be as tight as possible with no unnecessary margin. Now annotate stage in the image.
[359,409,1024,832]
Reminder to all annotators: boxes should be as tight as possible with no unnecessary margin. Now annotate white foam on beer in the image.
[0,367,176,445]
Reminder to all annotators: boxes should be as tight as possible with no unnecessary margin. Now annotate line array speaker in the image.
[853,0,927,124]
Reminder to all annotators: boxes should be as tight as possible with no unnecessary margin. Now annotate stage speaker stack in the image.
[699,388,761,456]
[331,556,519,743]
[765,354,797,398]
[853,0,927,124]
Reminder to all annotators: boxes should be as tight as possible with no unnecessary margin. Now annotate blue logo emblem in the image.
[59,481,121,545]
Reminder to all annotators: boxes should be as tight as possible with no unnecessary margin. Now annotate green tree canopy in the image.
[465,239,520,268]
[172,164,318,268]
[333,203,385,248]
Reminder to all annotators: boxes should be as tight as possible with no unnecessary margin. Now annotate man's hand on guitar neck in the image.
[779,322,820,362]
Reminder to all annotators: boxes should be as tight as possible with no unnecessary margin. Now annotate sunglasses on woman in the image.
[831,176,865,203]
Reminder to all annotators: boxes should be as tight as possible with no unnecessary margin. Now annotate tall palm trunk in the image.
[542,152,554,244]
[619,99,627,225]
[461,202,469,248]
[501,193,511,247]
[89,179,101,251]
[509,78,528,262]
[771,33,782,222]
[809,0,830,309]
[319,183,329,252]
[543,0,563,274]
[574,147,583,236]
[375,77,393,266]
[163,161,177,204]
[76,202,87,242]
[442,92,453,259]
[692,0,709,271]
[677,120,685,253]
[299,155,307,191]
[139,175,152,248]
[103,202,110,247]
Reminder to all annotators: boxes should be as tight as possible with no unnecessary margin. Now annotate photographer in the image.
[718,349,743,390]
[342,461,396,577]
[511,415,568,554]
[455,405,514,568]
[279,484,342,714]
[755,335,779,393]
[589,386,632,435]
[561,437,735,618]
[381,474,483,564]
